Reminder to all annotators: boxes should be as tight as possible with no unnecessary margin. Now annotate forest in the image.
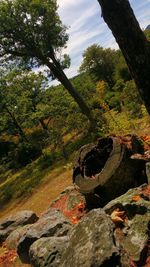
[0,0,150,212]
[0,0,150,266]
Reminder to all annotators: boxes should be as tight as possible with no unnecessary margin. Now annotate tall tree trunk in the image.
[4,105,27,141]
[98,0,150,114]
[42,56,96,129]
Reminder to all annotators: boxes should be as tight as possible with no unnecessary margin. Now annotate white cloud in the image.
[52,0,150,80]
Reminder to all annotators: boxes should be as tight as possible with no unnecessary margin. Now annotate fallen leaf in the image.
[110,208,126,224]
[71,216,78,224]
[132,195,141,202]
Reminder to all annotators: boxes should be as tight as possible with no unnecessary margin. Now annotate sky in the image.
[55,0,150,81]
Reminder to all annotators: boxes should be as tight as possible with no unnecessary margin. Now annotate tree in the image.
[114,51,131,82]
[0,68,52,140]
[97,0,150,114]
[144,28,150,42]
[0,71,27,140]
[79,44,116,86]
[121,80,142,118]
[0,0,94,126]
[8,71,50,131]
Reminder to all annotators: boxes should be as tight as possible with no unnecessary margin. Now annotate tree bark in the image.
[73,135,147,205]
[97,0,150,114]
[42,56,96,129]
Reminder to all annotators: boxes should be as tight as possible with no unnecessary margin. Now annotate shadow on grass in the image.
[0,131,99,210]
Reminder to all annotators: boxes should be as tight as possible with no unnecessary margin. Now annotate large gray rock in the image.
[104,184,150,266]
[6,225,32,250]
[17,208,72,263]
[0,210,38,244]
[50,185,86,211]
[50,185,87,222]
[60,209,119,267]
[29,236,68,267]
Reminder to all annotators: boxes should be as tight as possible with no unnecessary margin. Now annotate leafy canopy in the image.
[0,69,50,135]
[0,0,69,69]
[79,44,117,86]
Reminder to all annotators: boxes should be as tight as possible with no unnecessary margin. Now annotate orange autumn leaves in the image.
[51,194,86,224]
[0,242,17,266]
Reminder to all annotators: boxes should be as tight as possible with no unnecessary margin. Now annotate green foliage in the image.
[112,79,125,92]
[121,80,142,118]
[79,45,132,87]
[113,51,131,82]
[38,150,63,170]
[0,144,66,207]
[0,69,51,143]
[0,0,68,71]
[144,29,150,42]
[104,109,135,134]
[104,79,125,111]
[13,141,42,167]
[0,0,149,212]
[71,73,96,101]
[0,0,95,126]
[105,91,121,111]
[79,44,118,85]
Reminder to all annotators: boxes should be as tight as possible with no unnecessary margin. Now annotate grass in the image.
[0,112,149,267]
[0,128,90,219]
[0,152,73,219]
[0,128,95,211]
[0,165,72,219]
[0,112,150,219]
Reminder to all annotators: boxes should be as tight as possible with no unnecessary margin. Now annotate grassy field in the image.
[0,160,72,267]
[0,113,150,219]
[0,163,72,220]
[0,114,150,267]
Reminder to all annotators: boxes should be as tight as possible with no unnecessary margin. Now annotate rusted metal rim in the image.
[74,137,124,194]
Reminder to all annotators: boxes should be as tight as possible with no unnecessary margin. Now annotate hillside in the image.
[0,166,72,220]
[0,115,150,220]
[0,135,150,267]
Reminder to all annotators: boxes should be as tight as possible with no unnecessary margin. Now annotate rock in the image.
[50,186,86,211]
[0,210,38,244]
[17,208,72,264]
[73,136,147,206]
[146,162,150,183]
[60,209,119,267]
[50,186,87,223]
[104,184,150,266]
[6,225,32,250]
[29,236,68,267]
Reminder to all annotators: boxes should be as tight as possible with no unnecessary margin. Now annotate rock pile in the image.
[0,184,149,267]
[0,135,149,267]
[0,210,38,244]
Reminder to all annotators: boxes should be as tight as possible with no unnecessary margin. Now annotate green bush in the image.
[13,141,42,168]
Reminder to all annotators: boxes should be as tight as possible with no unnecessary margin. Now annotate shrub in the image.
[13,141,42,168]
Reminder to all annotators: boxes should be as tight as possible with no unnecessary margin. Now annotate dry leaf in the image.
[132,195,141,202]
[110,208,125,224]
